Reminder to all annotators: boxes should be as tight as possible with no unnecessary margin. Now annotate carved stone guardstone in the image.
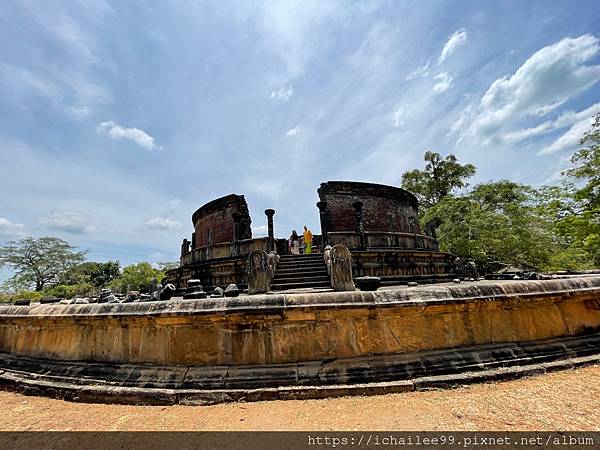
[323,245,332,275]
[267,251,280,277]
[329,244,355,291]
[247,250,272,294]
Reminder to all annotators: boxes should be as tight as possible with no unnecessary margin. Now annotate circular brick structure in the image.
[191,194,252,249]
[318,181,421,235]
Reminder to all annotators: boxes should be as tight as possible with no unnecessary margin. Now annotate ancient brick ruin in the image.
[167,181,454,291]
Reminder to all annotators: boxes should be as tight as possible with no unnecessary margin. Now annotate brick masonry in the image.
[318,181,421,234]
[191,194,252,248]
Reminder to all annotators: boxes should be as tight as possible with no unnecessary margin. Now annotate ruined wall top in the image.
[191,194,252,249]
[317,181,421,234]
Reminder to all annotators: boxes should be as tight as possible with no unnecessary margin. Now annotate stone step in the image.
[271,280,331,290]
[276,261,326,269]
[279,254,323,260]
[273,270,329,280]
[278,258,324,264]
[276,264,327,273]
[272,275,330,284]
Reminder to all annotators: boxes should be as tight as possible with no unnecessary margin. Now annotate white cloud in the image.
[144,217,181,231]
[406,59,431,80]
[249,1,343,77]
[0,218,26,239]
[270,84,294,102]
[41,211,97,235]
[456,35,600,144]
[392,106,406,128]
[438,28,468,65]
[252,225,268,237]
[97,121,163,150]
[169,198,180,209]
[285,126,301,136]
[0,63,62,101]
[65,105,91,120]
[538,117,594,155]
[433,72,453,93]
[504,102,600,144]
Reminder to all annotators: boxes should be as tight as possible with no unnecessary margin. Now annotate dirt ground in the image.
[1,365,599,431]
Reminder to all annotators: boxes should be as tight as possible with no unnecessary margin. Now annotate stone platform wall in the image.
[1,278,599,366]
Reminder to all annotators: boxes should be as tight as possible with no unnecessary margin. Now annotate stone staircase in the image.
[271,253,331,291]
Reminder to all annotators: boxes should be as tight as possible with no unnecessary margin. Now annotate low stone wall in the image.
[351,249,454,281]
[0,278,599,367]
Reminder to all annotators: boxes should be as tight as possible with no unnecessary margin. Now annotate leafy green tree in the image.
[109,262,165,292]
[424,181,573,272]
[560,113,600,265]
[60,261,120,288]
[401,151,476,210]
[0,237,88,291]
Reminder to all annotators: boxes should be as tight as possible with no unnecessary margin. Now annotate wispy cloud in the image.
[285,126,300,136]
[455,35,600,145]
[270,84,294,103]
[539,117,594,155]
[433,72,453,93]
[97,121,163,150]
[144,217,181,231]
[252,225,268,237]
[392,106,406,128]
[40,211,97,235]
[65,105,91,120]
[504,102,600,144]
[0,63,62,102]
[438,28,468,65]
[0,218,26,239]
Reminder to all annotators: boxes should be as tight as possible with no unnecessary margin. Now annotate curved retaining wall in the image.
[1,278,599,367]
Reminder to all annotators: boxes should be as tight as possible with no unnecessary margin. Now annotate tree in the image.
[401,151,476,210]
[109,262,165,292]
[560,113,600,265]
[0,237,88,291]
[424,181,577,273]
[60,261,121,288]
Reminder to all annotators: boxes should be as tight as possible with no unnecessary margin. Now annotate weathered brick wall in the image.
[192,194,252,248]
[318,181,421,234]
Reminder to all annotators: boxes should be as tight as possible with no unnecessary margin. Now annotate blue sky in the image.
[1,0,600,278]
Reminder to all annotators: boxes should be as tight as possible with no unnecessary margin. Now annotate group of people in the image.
[289,226,313,255]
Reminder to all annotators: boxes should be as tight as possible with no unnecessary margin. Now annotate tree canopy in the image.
[0,237,88,291]
[406,114,600,273]
[109,262,166,292]
[401,151,476,210]
[559,113,600,265]
[59,261,121,288]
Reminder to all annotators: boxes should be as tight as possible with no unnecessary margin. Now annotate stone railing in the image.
[327,231,438,251]
[180,237,271,266]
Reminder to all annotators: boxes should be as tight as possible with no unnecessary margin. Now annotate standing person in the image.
[303,225,313,255]
[289,230,300,255]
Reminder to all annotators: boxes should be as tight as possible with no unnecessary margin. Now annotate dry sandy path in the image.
[1,365,599,431]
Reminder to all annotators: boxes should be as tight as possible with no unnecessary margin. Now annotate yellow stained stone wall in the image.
[1,280,599,366]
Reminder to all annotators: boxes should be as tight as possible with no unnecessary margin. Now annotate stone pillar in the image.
[352,200,365,249]
[232,212,241,256]
[329,245,355,291]
[265,208,275,252]
[317,201,328,248]
[180,239,190,259]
